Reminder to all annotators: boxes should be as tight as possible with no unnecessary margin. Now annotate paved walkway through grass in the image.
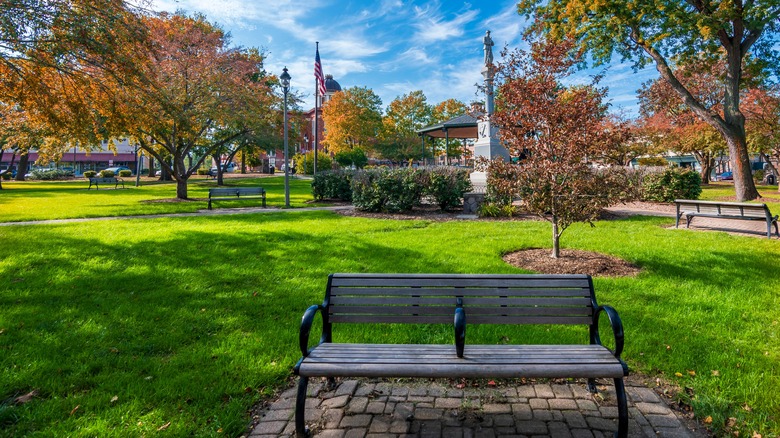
[249,377,708,438]
[2,202,776,240]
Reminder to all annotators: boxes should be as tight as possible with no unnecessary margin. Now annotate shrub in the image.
[753,169,765,183]
[197,168,209,175]
[118,169,132,177]
[334,148,368,169]
[425,166,472,211]
[28,169,74,180]
[477,202,519,217]
[642,167,702,202]
[99,169,115,178]
[294,151,333,175]
[352,168,425,213]
[83,170,97,178]
[312,170,354,201]
[2,173,11,180]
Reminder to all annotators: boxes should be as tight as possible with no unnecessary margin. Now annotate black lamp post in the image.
[281,67,291,207]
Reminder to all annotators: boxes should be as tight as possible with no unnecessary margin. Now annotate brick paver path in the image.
[249,378,708,438]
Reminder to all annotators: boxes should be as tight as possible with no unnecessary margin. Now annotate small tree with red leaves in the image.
[491,38,631,258]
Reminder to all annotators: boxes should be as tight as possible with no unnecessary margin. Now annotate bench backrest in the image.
[676,199,769,219]
[325,273,597,326]
[90,177,117,183]
[208,187,264,197]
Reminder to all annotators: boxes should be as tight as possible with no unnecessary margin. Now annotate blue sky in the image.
[152,0,658,117]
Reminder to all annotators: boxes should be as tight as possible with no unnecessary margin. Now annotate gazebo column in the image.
[444,128,449,166]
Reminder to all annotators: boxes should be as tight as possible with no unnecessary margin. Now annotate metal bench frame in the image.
[207,187,266,210]
[88,177,124,190]
[293,273,628,437]
[675,199,779,239]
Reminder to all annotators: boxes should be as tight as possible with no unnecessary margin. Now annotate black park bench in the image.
[293,273,629,437]
[675,199,779,239]
[88,177,124,190]
[207,187,266,210]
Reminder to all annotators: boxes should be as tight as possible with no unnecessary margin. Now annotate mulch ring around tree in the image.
[502,248,642,278]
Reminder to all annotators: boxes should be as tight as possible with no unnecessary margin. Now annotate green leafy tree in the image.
[379,90,432,162]
[518,0,780,201]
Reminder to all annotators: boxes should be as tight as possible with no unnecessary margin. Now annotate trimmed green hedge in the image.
[312,170,354,201]
[642,167,702,202]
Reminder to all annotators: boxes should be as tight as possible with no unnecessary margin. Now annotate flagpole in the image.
[313,42,319,176]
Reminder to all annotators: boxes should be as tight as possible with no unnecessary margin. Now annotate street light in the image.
[281,66,291,207]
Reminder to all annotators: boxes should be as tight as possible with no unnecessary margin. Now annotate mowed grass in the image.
[0,176,316,223]
[1,181,779,436]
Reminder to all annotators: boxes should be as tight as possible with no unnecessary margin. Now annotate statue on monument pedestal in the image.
[483,30,494,66]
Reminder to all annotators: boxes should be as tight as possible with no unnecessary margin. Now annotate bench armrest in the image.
[592,305,624,360]
[454,298,466,358]
[299,304,325,357]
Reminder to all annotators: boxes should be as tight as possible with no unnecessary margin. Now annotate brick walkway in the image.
[249,378,708,438]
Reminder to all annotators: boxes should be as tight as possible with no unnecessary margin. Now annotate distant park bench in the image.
[675,199,779,239]
[293,273,629,438]
[207,187,266,210]
[88,177,124,190]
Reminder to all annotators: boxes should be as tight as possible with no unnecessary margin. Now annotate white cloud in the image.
[412,4,479,43]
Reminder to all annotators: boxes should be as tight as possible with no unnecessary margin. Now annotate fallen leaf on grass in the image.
[752,432,762,438]
[687,370,696,376]
[157,422,171,431]
[727,417,737,427]
[487,380,496,387]
[675,372,683,377]
[70,405,80,416]
[14,390,38,405]
[110,395,118,404]
[703,416,713,424]
[743,403,752,412]
[711,370,720,376]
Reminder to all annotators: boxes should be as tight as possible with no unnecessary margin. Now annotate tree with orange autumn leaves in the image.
[490,38,633,259]
[321,86,383,155]
[637,58,729,184]
[104,13,278,199]
[0,0,147,159]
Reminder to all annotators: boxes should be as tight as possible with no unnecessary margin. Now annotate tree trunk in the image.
[551,217,560,259]
[15,153,29,181]
[724,130,758,200]
[176,179,188,199]
[241,151,246,174]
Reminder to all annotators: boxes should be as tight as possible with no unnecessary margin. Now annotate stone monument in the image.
[470,30,510,190]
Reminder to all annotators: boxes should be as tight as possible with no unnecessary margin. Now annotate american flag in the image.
[314,45,326,97]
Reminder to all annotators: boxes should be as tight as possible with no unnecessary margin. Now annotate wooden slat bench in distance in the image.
[207,187,266,210]
[293,273,629,437]
[675,199,779,238]
[88,177,124,190]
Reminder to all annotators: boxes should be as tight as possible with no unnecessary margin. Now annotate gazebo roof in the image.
[416,113,482,139]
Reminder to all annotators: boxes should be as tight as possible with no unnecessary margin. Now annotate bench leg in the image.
[208,200,212,210]
[614,378,628,438]
[587,378,597,394]
[685,214,693,228]
[295,376,309,437]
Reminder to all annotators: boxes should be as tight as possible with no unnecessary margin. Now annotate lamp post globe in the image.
[281,67,291,207]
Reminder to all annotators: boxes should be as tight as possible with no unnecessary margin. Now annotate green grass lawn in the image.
[0,182,779,436]
[0,176,316,223]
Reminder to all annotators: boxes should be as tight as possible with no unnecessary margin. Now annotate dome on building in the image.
[324,74,342,92]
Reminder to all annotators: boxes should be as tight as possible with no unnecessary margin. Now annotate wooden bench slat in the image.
[330,296,592,307]
[328,314,593,324]
[330,304,591,316]
[298,363,625,379]
[331,278,591,288]
[329,287,591,297]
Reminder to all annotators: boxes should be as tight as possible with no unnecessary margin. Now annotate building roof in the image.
[416,113,482,139]
[324,74,342,92]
